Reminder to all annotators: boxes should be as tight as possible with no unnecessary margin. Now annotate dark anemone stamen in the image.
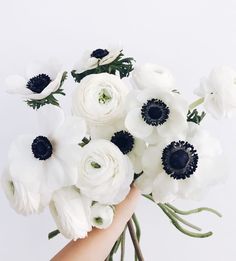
[26,74,51,93]
[91,49,109,59]
[31,136,53,160]
[111,131,134,154]
[162,141,198,180]
[141,99,170,126]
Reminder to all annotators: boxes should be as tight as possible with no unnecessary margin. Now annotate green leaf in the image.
[91,161,101,169]
[187,109,206,124]
[71,52,135,83]
[48,229,60,240]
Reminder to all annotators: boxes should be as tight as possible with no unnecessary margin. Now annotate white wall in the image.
[0,0,236,260]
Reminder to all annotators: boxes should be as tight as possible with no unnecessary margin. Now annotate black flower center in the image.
[111,131,134,154]
[141,99,170,126]
[162,141,198,180]
[26,74,51,93]
[91,49,109,59]
[31,136,53,160]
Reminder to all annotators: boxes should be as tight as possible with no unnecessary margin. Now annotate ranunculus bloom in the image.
[76,139,134,205]
[6,106,87,208]
[91,203,114,229]
[136,123,224,203]
[195,66,236,119]
[6,60,64,100]
[132,63,175,91]
[50,186,92,240]
[2,168,44,215]
[72,73,129,126]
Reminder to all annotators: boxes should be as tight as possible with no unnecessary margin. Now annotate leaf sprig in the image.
[187,109,206,124]
[71,53,135,83]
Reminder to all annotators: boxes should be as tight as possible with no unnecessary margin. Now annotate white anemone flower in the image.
[125,88,189,143]
[72,73,129,126]
[136,123,224,203]
[76,139,134,205]
[6,60,64,100]
[7,106,87,205]
[74,48,122,72]
[132,63,175,91]
[50,186,92,240]
[2,168,44,215]
[91,203,114,229]
[195,66,236,119]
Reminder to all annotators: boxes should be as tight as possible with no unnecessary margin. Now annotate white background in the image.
[0,0,236,260]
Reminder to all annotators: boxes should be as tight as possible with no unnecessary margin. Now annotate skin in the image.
[51,185,140,261]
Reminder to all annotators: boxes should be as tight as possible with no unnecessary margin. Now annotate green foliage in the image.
[26,72,67,110]
[71,53,135,83]
[48,229,60,240]
[187,109,206,124]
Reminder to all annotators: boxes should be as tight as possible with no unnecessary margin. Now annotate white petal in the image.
[53,116,87,145]
[8,135,44,188]
[43,156,67,192]
[125,108,153,139]
[36,105,65,137]
[152,173,178,203]
[5,75,32,95]
[141,146,163,175]
[135,174,154,194]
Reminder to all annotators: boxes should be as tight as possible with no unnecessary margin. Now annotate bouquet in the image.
[3,47,234,260]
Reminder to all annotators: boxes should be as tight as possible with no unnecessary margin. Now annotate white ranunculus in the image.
[195,66,236,119]
[72,73,129,126]
[125,88,188,143]
[1,168,44,215]
[7,105,87,206]
[6,60,64,100]
[136,123,225,203]
[91,203,114,229]
[76,139,134,205]
[50,186,92,240]
[132,64,175,91]
[74,48,122,72]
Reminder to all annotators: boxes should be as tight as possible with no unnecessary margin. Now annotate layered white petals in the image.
[2,169,43,215]
[91,203,114,229]
[72,73,129,125]
[76,139,134,205]
[195,66,236,119]
[132,64,175,91]
[50,187,92,240]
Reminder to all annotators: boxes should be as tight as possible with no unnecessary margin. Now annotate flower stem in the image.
[165,207,202,231]
[143,194,215,238]
[158,203,213,238]
[120,229,126,261]
[165,203,222,217]
[132,213,141,241]
[189,97,204,111]
[127,219,145,261]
